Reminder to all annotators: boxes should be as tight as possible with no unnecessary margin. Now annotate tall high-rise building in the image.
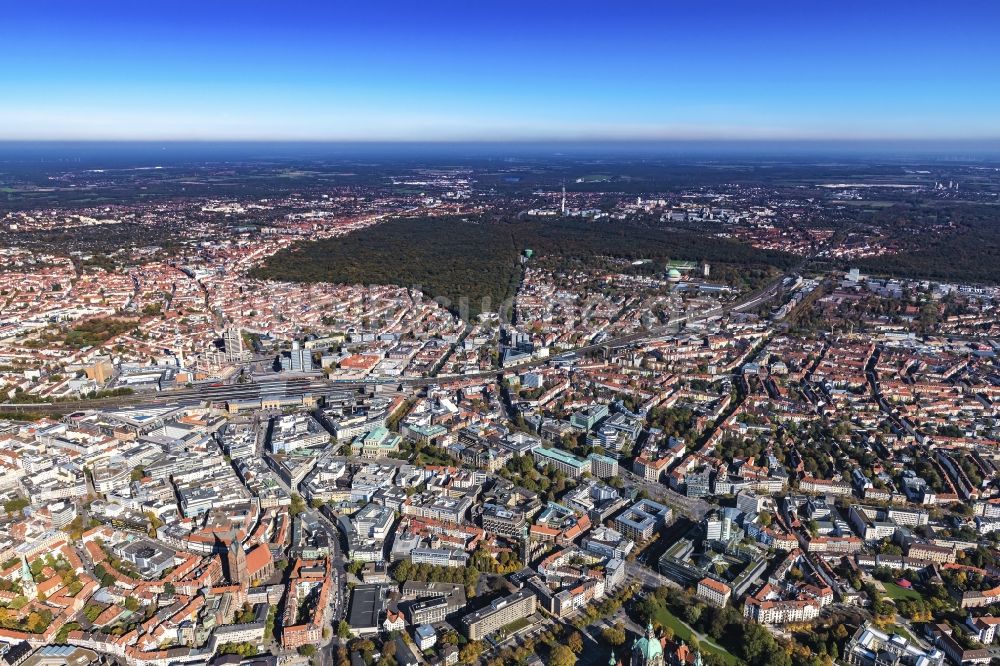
[224,327,245,363]
[282,341,313,372]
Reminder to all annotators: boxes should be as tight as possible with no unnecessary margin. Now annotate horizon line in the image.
[2,137,1000,144]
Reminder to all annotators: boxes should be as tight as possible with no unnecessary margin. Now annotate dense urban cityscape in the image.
[2,1,1000,665]
[0,150,997,666]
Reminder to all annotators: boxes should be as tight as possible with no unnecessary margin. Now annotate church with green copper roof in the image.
[631,622,665,666]
[629,621,703,666]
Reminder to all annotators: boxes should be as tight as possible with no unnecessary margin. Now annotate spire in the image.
[20,555,36,599]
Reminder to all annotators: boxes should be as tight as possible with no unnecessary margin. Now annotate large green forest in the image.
[253,215,796,318]
[854,204,1000,284]
[254,217,523,318]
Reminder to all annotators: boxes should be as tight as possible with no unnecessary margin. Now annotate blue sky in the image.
[1,1,998,141]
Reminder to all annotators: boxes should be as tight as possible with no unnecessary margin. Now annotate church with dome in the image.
[631,622,665,666]
[620,622,702,666]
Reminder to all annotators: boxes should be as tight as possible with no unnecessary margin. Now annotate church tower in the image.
[223,534,249,586]
[20,555,36,600]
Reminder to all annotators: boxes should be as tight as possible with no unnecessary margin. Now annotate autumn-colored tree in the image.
[551,644,577,666]
[459,641,485,664]
[602,625,626,646]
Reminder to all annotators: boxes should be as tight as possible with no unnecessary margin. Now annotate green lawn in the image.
[882,582,922,601]
[652,606,742,666]
[885,624,916,643]
[500,617,531,635]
